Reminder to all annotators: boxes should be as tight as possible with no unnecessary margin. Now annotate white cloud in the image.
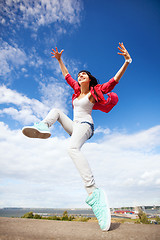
[0,85,30,105]
[0,81,72,125]
[0,40,49,78]
[156,179,160,185]
[28,50,44,68]
[1,0,83,29]
[0,85,49,124]
[94,126,111,135]
[21,67,27,72]
[138,170,160,186]
[0,41,27,76]
[39,78,71,113]
[0,121,82,207]
[0,17,6,24]
[0,121,160,208]
[0,38,82,82]
[0,107,39,125]
[100,125,160,152]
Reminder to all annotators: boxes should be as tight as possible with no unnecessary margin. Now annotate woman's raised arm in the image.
[114,42,132,83]
[51,47,69,77]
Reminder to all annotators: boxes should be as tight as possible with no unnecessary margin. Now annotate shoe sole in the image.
[100,189,111,231]
[22,127,51,139]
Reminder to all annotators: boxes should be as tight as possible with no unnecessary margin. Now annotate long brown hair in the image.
[78,70,99,88]
[78,70,99,100]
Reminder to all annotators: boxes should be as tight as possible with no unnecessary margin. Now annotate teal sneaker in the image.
[85,188,111,231]
[22,122,51,139]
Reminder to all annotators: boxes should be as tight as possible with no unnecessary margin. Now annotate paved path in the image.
[0,217,160,240]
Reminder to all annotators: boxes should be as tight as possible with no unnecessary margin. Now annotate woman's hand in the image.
[117,42,131,61]
[51,47,64,61]
[51,47,69,77]
[114,42,132,82]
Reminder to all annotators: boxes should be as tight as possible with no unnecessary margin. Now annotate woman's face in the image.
[78,72,91,85]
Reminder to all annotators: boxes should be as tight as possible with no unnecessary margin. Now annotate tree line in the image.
[21,210,90,222]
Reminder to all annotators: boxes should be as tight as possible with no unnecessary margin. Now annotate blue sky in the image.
[0,0,160,208]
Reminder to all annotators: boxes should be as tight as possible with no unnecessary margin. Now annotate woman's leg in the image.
[42,108,73,135]
[44,110,97,193]
[67,122,97,195]
[22,108,73,138]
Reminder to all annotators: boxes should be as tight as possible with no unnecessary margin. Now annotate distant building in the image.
[114,210,135,215]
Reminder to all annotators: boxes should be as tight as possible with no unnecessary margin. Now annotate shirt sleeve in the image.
[100,77,118,94]
[65,73,79,91]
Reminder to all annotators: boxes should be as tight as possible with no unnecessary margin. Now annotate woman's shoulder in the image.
[65,73,80,92]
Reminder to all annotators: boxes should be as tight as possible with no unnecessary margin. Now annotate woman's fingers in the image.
[117,42,131,60]
[51,47,59,57]
[117,52,124,55]
[118,46,124,52]
[118,44,128,54]
[51,47,63,55]
[51,47,64,61]
[51,47,59,53]
[118,42,126,51]
[119,42,125,49]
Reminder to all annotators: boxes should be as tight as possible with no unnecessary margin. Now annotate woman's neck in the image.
[80,83,90,94]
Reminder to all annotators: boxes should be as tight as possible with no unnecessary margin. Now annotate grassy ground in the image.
[111,218,137,224]
[89,217,159,224]
[88,217,136,224]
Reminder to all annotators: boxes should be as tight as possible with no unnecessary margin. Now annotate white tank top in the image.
[73,93,94,124]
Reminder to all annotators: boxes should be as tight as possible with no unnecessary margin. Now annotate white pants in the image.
[43,108,97,194]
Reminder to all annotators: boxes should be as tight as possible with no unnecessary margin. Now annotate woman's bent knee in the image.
[50,108,61,114]
[67,145,79,156]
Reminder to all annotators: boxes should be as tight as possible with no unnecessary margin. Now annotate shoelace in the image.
[91,193,103,223]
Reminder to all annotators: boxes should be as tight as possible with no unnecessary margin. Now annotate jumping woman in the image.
[22,42,132,231]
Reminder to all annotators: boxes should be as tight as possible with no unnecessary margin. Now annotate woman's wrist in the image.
[125,58,132,64]
[58,57,62,62]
